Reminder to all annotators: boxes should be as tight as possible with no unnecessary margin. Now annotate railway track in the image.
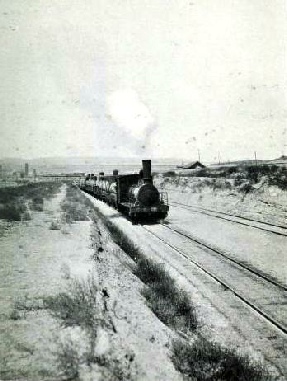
[170,201,287,237]
[83,191,287,377]
[142,223,287,337]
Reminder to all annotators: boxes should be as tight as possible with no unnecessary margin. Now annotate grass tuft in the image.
[45,274,134,380]
[9,308,22,320]
[44,277,101,332]
[171,336,274,381]
[0,200,27,221]
[90,206,141,262]
[30,196,44,212]
[61,186,93,222]
[49,220,61,230]
[0,182,62,221]
[135,258,197,332]
[134,257,167,284]
[56,338,80,381]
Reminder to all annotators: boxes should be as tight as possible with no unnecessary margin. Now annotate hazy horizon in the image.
[1,152,285,165]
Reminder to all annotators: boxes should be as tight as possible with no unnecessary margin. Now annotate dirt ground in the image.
[0,185,182,380]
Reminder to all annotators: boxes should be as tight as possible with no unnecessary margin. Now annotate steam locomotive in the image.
[80,160,169,222]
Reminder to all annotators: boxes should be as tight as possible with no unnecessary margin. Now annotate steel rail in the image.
[143,225,287,336]
[162,223,287,291]
[170,201,287,237]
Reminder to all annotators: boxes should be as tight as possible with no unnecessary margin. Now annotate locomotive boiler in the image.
[80,160,169,222]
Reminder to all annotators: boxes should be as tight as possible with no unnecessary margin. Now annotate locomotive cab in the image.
[125,160,169,221]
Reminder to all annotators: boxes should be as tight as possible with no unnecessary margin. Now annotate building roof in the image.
[182,161,205,169]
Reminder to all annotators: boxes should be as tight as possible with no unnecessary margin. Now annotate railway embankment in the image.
[155,172,287,229]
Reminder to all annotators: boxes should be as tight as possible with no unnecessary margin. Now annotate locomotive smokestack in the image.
[113,169,119,176]
[142,160,152,183]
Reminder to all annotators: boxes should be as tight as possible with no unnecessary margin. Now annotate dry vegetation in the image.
[61,185,95,223]
[161,164,287,193]
[47,187,135,380]
[44,277,107,379]
[2,185,135,380]
[89,200,273,381]
[0,182,62,221]
[171,336,273,381]
[135,258,197,332]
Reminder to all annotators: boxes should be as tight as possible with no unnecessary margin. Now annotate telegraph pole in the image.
[254,151,258,167]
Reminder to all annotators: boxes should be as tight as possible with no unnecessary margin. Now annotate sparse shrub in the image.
[44,277,101,331]
[61,186,91,222]
[30,196,44,211]
[194,168,208,177]
[237,181,252,194]
[135,258,197,332]
[268,166,287,189]
[23,182,62,200]
[56,338,80,381]
[0,203,22,221]
[49,220,61,230]
[225,166,238,176]
[14,295,45,312]
[212,180,226,191]
[0,196,28,221]
[171,336,273,381]
[45,274,134,380]
[96,211,141,262]
[134,258,167,284]
[0,182,61,221]
[162,171,176,177]
[233,173,246,186]
[106,355,134,381]
[9,308,22,320]
[242,164,287,189]
[142,283,197,332]
[246,165,260,183]
[22,210,32,221]
[158,163,287,191]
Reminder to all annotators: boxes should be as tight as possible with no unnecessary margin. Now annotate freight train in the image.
[79,160,169,222]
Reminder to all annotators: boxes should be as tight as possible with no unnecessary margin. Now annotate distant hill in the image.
[1,155,286,175]
[209,156,287,167]
[270,155,287,163]
[0,156,180,175]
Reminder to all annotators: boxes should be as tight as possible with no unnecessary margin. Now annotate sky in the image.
[0,0,286,163]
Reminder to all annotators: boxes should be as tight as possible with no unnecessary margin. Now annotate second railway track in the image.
[143,223,287,336]
[170,201,287,237]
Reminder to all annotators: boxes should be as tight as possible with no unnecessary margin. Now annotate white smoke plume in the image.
[107,89,155,153]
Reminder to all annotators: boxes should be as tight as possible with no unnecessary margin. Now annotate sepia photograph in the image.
[0,1,286,380]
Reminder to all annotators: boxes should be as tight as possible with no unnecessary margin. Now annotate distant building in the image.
[182,161,206,169]
[25,163,29,177]
[33,169,37,179]
[0,164,2,178]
